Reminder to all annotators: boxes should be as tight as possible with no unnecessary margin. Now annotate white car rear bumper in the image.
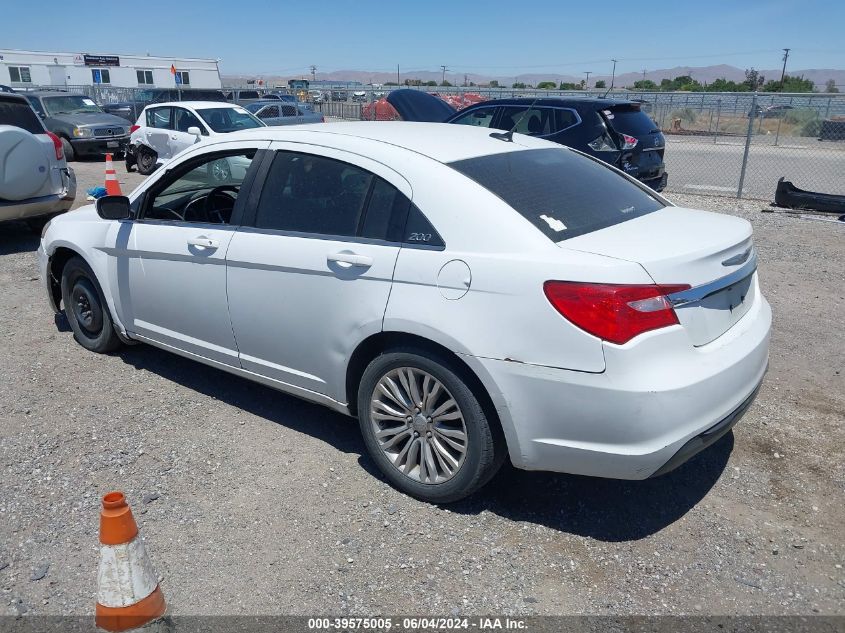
[472,291,772,479]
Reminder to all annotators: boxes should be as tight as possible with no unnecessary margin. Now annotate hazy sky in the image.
[2,0,842,77]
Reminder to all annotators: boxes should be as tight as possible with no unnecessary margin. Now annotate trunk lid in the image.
[561,207,756,346]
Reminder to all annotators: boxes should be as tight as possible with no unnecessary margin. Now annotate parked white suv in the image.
[126,101,265,175]
[1,92,76,231]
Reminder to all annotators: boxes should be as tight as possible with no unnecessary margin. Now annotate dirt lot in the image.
[1,159,843,618]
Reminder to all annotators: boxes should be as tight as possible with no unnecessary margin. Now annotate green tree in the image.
[536,81,557,89]
[595,80,606,89]
[744,68,764,91]
[707,77,747,92]
[762,74,814,92]
[489,80,499,88]
[632,79,657,90]
[440,80,452,87]
[424,80,438,87]
[825,79,840,93]
[512,82,526,89]
[559,82,579,90]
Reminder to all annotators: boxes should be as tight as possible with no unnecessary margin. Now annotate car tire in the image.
[357,349,501,503]
[60,137,75,162]
[60,256,122,353]
[136,146,158,176]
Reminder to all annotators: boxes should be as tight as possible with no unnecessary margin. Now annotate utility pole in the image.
[397,64,400,85]
[584,71,591,89]
[440,65,448,85]
[780,48,791,89]
[309,65,317,83]
[642,68,647,81]
[610,59,618,90]
[464,73,468,87]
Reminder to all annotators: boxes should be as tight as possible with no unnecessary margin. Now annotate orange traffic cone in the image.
[95,492,166,632]
[104,154,123,196]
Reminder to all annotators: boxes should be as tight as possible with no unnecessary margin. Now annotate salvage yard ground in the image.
[0,159,843,616]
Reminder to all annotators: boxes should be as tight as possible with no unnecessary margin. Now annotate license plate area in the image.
[107,141,119,148]
[675,273,756,346]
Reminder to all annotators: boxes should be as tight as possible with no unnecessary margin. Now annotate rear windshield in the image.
[0,99,44,134]
[449,148,664,241]
[606,106,658,136]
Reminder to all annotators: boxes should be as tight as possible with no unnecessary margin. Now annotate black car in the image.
[101,88,228,122]
[386,90,667,191]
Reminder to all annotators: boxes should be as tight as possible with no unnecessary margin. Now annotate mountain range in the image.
[223,64,845,89]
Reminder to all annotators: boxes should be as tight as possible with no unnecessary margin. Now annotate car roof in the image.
[248,100,301,107]
[145,101,246,110]
[25,91,85,98]
[0,92,30,104]
[228,121,549,163]
[464,97,636,108]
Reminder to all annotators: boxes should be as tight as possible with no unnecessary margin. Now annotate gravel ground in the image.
[1,160,843,618]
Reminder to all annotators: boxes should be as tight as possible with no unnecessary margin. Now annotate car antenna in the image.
[490,96,540,142]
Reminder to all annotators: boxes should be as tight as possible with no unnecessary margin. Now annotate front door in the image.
[226,145,410,401]
[48,66,67,88]
[170,107,206,156]
[111,143,267,366]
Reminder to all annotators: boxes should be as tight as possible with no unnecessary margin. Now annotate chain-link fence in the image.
[19,83,845,201]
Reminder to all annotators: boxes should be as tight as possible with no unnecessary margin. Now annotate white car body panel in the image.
[38,122,771,481]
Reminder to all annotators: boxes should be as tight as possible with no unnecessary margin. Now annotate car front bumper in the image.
[71,136,129,156]
[468,290,771,479]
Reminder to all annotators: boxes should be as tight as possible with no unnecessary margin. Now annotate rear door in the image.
[143,106,173,158]
[225,144,410,400]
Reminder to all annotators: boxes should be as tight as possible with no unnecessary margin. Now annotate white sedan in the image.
[38,122,771,503]
[126,101,265,175]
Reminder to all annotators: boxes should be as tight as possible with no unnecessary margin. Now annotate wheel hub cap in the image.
[370,367,468,485]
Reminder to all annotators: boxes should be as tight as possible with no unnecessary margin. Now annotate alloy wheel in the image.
[369,368,468,484]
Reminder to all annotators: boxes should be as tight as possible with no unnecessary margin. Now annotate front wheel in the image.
[135,146,158,176]
[357,349,501,503]
[60,256,122,353]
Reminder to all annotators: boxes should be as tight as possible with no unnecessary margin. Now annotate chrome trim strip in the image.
[667,250,757,307]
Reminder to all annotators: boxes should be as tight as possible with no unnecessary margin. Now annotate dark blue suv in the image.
[386,90,667,191]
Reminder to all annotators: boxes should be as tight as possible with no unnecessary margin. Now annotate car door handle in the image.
[327,252,372,267]
[187,236,219,249]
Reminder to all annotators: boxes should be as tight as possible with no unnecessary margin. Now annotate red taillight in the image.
[129,124,140,133]
[621,133,638,150]
[543,281,691,345]
[44,132,63,160]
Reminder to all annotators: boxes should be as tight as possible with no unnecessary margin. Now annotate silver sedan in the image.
[245,100,324,126]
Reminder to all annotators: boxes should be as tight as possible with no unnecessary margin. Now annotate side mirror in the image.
[96,195,131,220]
[187,126,202,139]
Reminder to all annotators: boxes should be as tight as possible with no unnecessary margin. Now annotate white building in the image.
[0,49,222,90]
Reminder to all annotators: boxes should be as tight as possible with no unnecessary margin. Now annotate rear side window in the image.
[553,109,579,132]
[449,148,664,241]
[606,105,658,136]
[0,99,44,134]
[146,107,172,129]
[497,107,553,136]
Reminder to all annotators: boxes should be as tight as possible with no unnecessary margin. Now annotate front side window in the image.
[9,67,32,83]
[451,107,495,128]
[255,152,375,236]
[144,150,257,224]
[43,95,101,116]
[497,107,553,136]
[197,107,264,132]
[257,105,279,119]
[173,107,205,133]
[281,105,298,117]
[449,148,664,241]
[136,70,154,85]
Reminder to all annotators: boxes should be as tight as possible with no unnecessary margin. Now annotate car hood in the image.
[51,112,129,127]
[386,89,456,122]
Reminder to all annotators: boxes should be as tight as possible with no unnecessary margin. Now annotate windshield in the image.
[44,95,102,115]
[448,148,664,241]
[197,107,265,132]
